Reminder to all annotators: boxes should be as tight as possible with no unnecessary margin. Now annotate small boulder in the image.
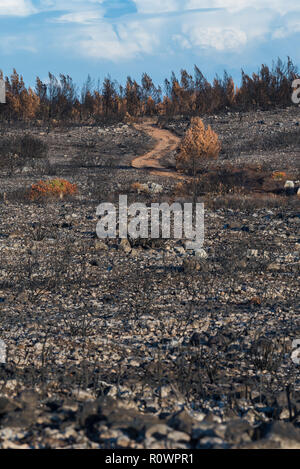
[182,258,201,272]
[95,240,109,251]
[284,180,295,196]
[194,248,208,259]
[119,238,132,253]
[267,262,281,272]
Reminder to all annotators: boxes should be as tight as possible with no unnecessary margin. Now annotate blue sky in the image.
[0,1,300,90]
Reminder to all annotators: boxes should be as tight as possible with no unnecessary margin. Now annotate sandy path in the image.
[131,122,185,179]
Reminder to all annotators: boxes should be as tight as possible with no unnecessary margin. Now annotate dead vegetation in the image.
[0,57,299,125]
[176,117,220,175]
[0,105,299,449]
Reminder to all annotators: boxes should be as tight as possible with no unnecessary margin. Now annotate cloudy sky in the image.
[0,0,300,88]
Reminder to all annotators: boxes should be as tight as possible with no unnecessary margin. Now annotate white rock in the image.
[175,246,186,255]
[284,180,295,189]
[169,431,190,442]
[72,389,95,401]
[195,248,208,259]
[149,183,163,194]
[247,249,259,258]
[145,424,171,440]
[1,442,30,449]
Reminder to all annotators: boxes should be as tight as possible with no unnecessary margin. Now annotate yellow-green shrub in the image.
[29,179,77,201]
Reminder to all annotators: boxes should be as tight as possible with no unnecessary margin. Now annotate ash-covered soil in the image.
[0,107,299,449]
[161,106,300,170]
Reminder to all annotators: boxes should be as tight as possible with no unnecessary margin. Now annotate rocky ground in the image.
[0,107,299,449]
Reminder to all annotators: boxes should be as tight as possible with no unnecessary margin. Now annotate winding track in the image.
[131,121,185,179]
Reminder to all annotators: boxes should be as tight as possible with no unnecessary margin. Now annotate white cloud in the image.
[0,0,36,16]
[66,18,162,61]
[1,0,300,64]
[133,0,180,14]
[54,10,104,24]
[173,8,274,53]
[175,27,247,51]
[272,14,300,39]
[186,0,300,15]
[55,1,300,61]
[37,0,104,13]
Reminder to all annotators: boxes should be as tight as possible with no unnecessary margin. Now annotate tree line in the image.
[0,57,298,123]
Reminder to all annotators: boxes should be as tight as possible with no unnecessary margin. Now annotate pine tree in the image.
[176,117,220,175]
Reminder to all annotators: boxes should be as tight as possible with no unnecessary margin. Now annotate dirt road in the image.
[131,121,184,179]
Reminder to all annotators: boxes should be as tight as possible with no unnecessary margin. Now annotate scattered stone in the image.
[145,424,171,440]
[194,248,208,259]
[182,258,201,272]
[119,239,132,254]
[95,240,109,251]
[263,422,300,449]
[267,262,281,271]
[0,110,299,449]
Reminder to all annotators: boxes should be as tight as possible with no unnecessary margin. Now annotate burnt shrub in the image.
[17,134,48,159]
[199,164,257,194]
[175,163,269,197]
[0,134,48,173]
[0,134,48,162]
